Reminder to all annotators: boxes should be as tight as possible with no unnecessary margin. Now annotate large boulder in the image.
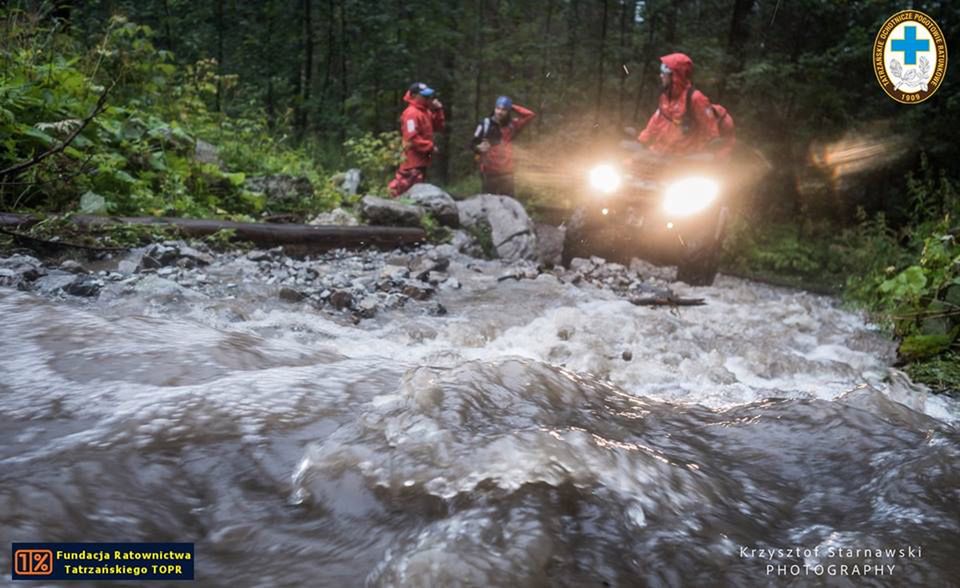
[244,175,315,209]
[360,195,423,227]
[457,194,537,261]
[404,183,459,227]
[338,168,363,195]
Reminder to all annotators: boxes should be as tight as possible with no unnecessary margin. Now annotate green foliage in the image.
[905,352,960,397]
[725,158,960,390]
[0,7,333,220]
[343,132,402,193]
[419,212,451,244]
[465,219,496,259]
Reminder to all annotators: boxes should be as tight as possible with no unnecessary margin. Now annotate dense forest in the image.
[1,0,958,388]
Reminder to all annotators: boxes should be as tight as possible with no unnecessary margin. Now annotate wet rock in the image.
[309,207,360,226]
[360,195,423,227]
[441,277,461,290]
[568,258,593,273]
[457,194,537,261]
[0,254,46,286]
[622,350,633,361]
[450,229,483,257]
[423,271,446,286]
[380,264,410,282]
[405,183,459,227]
[194,139,223,168]
[60,259,87,274]
[328,289,354,310]
[244,175,315,209]
[279,287,307,303]
[0,268,16,287]
[178,245,214,266]
[63,275,103,297]
[332,168,362,195]
[426,301,447,316]
[117,259,138,274]
[534,223,565,268]
[356,296,378,318]
[427,255,451,272]
[402,283,434,301]
[246,249,274,262]
[382,292,408,309]
[32,271,76,295]
[139,244,180,270]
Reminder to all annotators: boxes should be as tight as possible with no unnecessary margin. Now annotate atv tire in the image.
[675,208,727,287]
[675,244,721,286]
[561,206,588,268]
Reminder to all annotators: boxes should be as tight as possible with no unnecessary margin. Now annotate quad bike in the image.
[562,140,729,286]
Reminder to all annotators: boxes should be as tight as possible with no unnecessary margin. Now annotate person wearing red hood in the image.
[388,82,445,197]
[638,53,721,157]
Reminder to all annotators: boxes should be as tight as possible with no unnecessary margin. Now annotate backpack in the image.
[681,86,736,147]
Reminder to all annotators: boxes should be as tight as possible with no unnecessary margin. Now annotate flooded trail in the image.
[1,243,957,586]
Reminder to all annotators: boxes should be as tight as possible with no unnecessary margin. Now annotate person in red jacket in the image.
[471,96,536,196]
[638,53,720,158]
[389,82,445,197]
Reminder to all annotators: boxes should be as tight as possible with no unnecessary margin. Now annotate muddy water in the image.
[1,248,958,587]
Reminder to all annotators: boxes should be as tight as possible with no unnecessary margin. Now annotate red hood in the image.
[403,91,428,110]
[661,53,693,97]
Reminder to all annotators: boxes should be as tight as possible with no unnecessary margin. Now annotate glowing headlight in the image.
[662,177,720,216]
[589,164,622,194]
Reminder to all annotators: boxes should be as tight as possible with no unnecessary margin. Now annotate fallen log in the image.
[0,212,425,253]
[629,295,705,307]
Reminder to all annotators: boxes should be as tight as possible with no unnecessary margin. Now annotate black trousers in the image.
[481,172,515,197]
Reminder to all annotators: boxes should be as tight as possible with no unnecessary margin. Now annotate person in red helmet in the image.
[388,82,446,197]
[638,53,723,158]
[470,95,536,196]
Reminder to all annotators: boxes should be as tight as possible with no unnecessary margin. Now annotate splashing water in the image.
[1,245,957,586]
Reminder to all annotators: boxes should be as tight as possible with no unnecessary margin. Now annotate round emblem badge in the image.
[873,10,948,104]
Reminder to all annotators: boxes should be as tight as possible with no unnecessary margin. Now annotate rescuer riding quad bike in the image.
[562,141,729,286]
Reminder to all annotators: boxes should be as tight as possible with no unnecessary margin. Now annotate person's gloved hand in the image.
[476,140,491,153]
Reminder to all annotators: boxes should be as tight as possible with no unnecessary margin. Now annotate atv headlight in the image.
[588,164,622,194]
[662,177,719,217]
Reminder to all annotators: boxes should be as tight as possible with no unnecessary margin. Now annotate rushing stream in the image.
[1,243,958,587]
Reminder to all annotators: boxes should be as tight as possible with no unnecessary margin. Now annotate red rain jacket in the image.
[473,104,536,175]
[399,91,446,170]
[638,53,720,156]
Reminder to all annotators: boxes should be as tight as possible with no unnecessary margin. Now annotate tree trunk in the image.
[215,0,225,113]
[596,0,609,120]
[338,0,348,144]
[0,214,426,253]
[632,3,657,121]
[617,0,634,123]
[296,0,314,137]
[717,0,756,102]
[474,0,485,122]
[535,0,555,135]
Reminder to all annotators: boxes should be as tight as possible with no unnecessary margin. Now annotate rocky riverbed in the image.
[2,234,958,586]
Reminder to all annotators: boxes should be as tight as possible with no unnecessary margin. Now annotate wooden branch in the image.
[0,226,129,252]
[0,80,115,178]
[0,213,426,252]
[630,295,706,307]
